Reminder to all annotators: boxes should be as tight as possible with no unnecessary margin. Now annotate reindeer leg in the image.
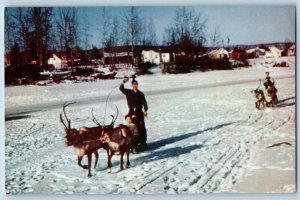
[94,151,99,169]
[78,156,88,169]
[87,153,92,177]
[105,148,110,172]
[120,151,124,171]
[107,150,114,173]
[126,149,130,168]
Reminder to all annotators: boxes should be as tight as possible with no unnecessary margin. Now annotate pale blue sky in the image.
[76,6,295,48]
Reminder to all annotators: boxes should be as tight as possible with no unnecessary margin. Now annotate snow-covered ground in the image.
[5,57,295,194]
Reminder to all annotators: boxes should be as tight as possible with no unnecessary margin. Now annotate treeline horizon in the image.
[4,7,228,66]
[5,7,294,67]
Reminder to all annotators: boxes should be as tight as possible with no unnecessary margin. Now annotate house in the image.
[161,52,170,63]
[230,48,247,60]
[246,47,265,58]
[141,50,161,64]
[265,46,282,58]
[287,44,295,56]
[48,53,68,69]
[208,48,229,60]
[103,51,132,65]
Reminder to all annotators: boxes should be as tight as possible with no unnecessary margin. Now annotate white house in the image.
[161,52,170,63]
[265,46,282,58]
[246,47,265,58]
[142,50,161,64]
[48,54,68,69]
[208,48,229,59]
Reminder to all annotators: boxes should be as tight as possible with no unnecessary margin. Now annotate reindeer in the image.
[265,84,278,107]
[251,89,266,109]
[100,113,134,172]
[264,78,278,107]
[60,102,109,177]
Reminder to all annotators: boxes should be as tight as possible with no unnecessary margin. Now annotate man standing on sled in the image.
[263,71,278,106]
[263,71,274,89]
[120,75,148,152]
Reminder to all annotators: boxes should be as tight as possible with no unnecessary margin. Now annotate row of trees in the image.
[99,7,158,64]
[5,7,229,67]
[5,7,159,66]
[5,7,80,66]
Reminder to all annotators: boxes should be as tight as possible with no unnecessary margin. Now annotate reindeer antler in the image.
[61,101,76,129]
[60,113,68,129]
[109,104,119,127]
[91,108,102,127]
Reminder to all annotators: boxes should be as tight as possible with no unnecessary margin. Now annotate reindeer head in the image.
[63,128,80,146]
[60,102,78,146]
[100,131,111,143]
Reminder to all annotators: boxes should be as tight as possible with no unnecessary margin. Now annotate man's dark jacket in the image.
[120,83,148,115]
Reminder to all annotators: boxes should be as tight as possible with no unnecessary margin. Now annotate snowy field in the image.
[5,57,295,194]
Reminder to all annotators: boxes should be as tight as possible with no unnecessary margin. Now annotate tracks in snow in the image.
[129,105,294,194]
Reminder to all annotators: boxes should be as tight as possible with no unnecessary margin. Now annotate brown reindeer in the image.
[100,124,133,173]
[60,102,109,177]
[251,89,266,109]
[265,84,278,107]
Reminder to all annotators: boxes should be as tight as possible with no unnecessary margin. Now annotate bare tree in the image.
[140,17,147,45]
[4,8,15,53]
[123,7,142,64]
[43,8,54,64]
[82,13,91,51]
[165,7,207,64]
[28,7,53,66]
[55,8,80,66]
[69,8,80,66]
[148,17,158,45]
[109,16,122,65]
[11,8,31,63]
[210,26,221,48]
[56,8,72,51]
[227,35,230,50]
[99,8,111,49]
[143,17,158,45]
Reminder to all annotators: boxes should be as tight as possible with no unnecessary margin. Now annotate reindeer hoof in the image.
[81,165,88,169]
[88,174,92,178]
[107,169,111,174]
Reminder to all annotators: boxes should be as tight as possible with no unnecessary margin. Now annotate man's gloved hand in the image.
[123,77,129,83]
[144,112,147,117]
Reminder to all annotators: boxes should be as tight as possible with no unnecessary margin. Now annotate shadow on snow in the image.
[99,122,236,171]
[277,96,295,108]
[147,122,235,151]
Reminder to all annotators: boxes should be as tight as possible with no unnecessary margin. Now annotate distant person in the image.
[263,71,274,89]
[120,76,148,152]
